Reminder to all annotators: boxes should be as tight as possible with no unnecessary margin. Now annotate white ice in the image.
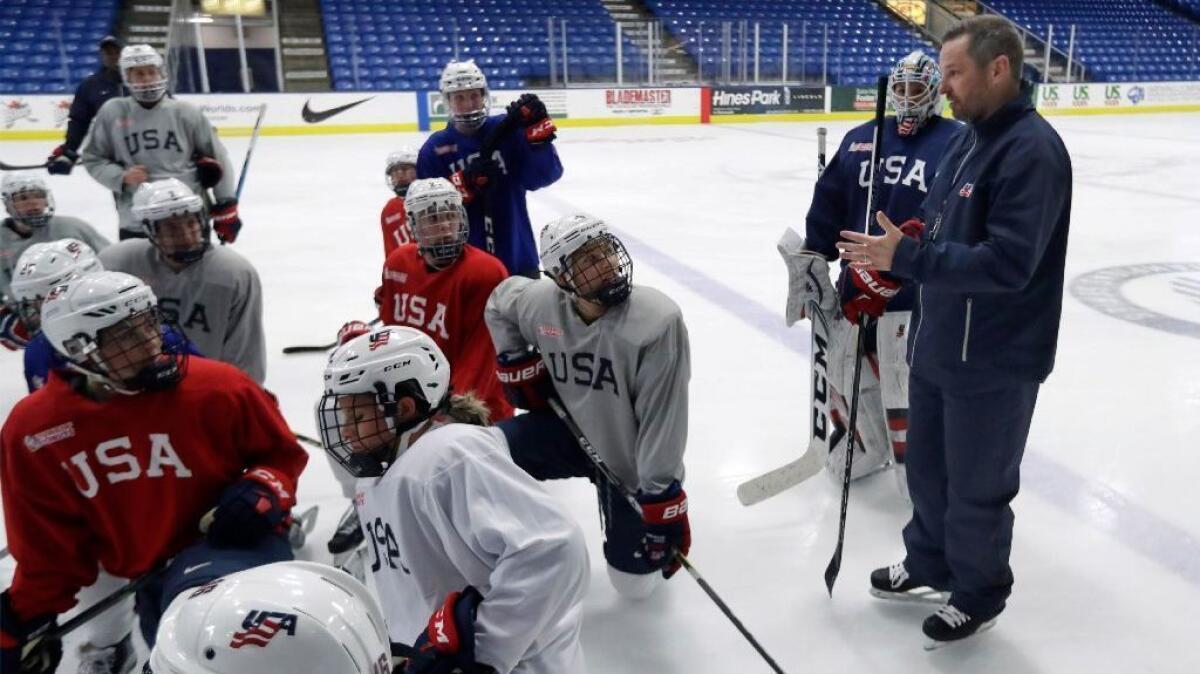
[2,111,1199,672]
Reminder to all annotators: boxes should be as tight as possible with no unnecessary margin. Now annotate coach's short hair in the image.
[943,15,1024,83]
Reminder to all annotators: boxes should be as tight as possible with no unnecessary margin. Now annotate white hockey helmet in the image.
[384,147,419,195]
[404,178,468,268]
[539,213,633,307]
[119,44,168,103]
[439,60,490,131]
[40,271,184,392]
[319,326,452,477]
[147,561,391,674]
[132,178,210,264]
[1,171,55,227]
[888,50,942,136]
[10,238,103,332]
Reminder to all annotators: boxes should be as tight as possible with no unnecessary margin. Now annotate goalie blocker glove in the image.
[496,347,555,411]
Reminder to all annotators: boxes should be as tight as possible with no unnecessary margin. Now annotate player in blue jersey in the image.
[417,60,562,278]
[783,51,962,498]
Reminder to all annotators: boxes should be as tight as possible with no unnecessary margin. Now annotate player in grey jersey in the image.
[99,179,265,383]
[485,213,691,599]
[82,44,242,242]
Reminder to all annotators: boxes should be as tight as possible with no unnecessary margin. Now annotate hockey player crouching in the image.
[317,326,589,674]
[0,272,307,673]
[486,214,692,599]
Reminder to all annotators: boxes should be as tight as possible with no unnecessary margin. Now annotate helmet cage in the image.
[559,233,633,307]
[318,379,436,478]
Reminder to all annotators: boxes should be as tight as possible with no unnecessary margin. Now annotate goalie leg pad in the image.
[877,311,913,502]
[823,315,892,481]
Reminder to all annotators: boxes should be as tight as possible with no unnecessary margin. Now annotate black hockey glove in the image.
[638,481,690,578]
[206,473,288,548]
[193,153,224,189]
[46,145,78,176]
[1,590,62,674]
[462,154,502,196]
[401,586,496,674]
[505,93,548,127]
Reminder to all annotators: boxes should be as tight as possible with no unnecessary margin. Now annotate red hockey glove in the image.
[897,217,925,240]
[210,198,242,244]
[842,267,901,325]
[448,170,475,205]
[194,154,224,189]
[46,145,78,176]
[2,590,62,674]
[638,481,690,578]
[337,320,372,346]
[0,306,31,351]
[404,587,495,674]
[524,117,557,145]
[496,347,555,411]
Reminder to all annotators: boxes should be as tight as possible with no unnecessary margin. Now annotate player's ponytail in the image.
[445,393,492,427]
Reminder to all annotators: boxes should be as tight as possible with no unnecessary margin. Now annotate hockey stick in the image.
[546,398,788,674]
[823,75,888,597]
[235,103,266,200]
[0,160,50,171]
[282,318,382,355]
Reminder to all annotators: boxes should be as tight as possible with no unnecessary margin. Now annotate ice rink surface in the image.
[2,111,1199,672]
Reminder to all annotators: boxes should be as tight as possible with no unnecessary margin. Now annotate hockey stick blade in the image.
[287,504,320,549]
[283,318,382,355]
[0,160,50,171]
[736,442,823,506]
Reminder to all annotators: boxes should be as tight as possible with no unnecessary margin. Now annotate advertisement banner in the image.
[1037,82,1200,111]
[830,86,879,112]
[709,85,824,115]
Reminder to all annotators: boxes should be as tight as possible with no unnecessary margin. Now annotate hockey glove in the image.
[210,198,242,244]
[496,347,555,411]
[0,306,31,351]
[374,284,384,311]
[523,118,557,145]
[505,93,548,127]
[840,217,923,325]
[337,320,372,346]
[403,586,495,674]
[206,470,290,548]
[194,154,224,189]
[46,145,78,176]
[462,154,502,196]
[638,481,690,578]
[1,590,62,674]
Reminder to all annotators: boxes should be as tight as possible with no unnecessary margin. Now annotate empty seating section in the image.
[644,0,934,84]
[0,0,118,94]
[986,0,1200,81]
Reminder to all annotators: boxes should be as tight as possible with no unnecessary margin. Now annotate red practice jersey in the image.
[0,358,309,620]
[379,244,513,421]
[380,196,413,259]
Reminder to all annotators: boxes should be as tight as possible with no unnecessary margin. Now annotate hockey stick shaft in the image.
[282,318,382,354]
[816,126,827,177]
[235,103,266,200]
[0,161,50,171]
[545,398,787,673]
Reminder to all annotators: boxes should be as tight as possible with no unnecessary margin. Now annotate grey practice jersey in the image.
[355,423,589,674]
[486,277,690,493]
[99,240,266,383]
[1,216,111,303]
[82,96,236,233]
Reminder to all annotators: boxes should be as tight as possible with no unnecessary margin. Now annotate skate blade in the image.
[922,617,997,651]
[869,587,950,605]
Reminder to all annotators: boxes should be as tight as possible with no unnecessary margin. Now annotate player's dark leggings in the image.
[498,410,656,575]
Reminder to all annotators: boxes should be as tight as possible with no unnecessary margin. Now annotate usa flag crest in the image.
[369,330,391,351]
[229,610,298,649]
[959,183,974,198]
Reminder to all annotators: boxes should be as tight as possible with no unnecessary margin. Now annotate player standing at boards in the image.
[99,178,266,383]
[486,213,692,599]
[82,44,242,243]
[417,60,561,278]
[782,51,961,497]
[0,271,307,674]
[317,326,589,673]
[380,147,419,259]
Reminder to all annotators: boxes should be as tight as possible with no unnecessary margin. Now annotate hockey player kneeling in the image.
[316,326,589,674]
[0,272,307,674]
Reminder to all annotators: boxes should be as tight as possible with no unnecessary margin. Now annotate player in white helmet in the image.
[316,325,588,673]
[99,178,266,383]
[82,44,241,242]
[1,172,110,350]
[417,60,562,277]
[781,49,960,499]
[0,271,307,674]
[486,213,692,600]
[147,562,391,674]
[380,147,420,259]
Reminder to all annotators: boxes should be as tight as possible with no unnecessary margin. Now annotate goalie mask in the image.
[439,60,490,132]
[40,271,187,394]
[404,178,468,269]
[2,172,55,228]
[120,44,168,104]
[888,50,942,136]
[147,561,391,674]
[10,238,103,334]
[539,214,633,307]
[133,178,210,265]
[319,326,451,478]
[385,147,419,196]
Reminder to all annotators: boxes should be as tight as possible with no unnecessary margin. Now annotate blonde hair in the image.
[444,392,492,426]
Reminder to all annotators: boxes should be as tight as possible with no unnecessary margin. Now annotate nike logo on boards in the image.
[301,97,374,123]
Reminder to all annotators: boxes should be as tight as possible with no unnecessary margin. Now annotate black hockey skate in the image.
[77,633,135,674]
[922,603,999,650]
[869,562,950,605]
[327,504,364,554]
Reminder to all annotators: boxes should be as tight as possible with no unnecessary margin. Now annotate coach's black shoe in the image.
[922,603,1000,650]
[869,562,950,605]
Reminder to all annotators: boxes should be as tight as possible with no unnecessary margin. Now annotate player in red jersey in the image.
[0,271,308,674]
[380,147,418,259]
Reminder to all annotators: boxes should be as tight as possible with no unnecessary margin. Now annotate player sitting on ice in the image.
[486,214,692,600]
[781,50,960,500]
[316,326,589,674]
[417,59,561,278]
[147,561,392,674]
[82,44,241,242]
[0,271,307,674]
[380,146,419,259]
[1,172,110,350]
[100,178,266,383]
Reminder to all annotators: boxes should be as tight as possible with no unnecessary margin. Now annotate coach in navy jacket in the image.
[46,36,125,175]
[838,16,1071,647]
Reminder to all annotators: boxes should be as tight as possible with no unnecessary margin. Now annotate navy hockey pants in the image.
[498,410,656,576]
[901,372,1039,619]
